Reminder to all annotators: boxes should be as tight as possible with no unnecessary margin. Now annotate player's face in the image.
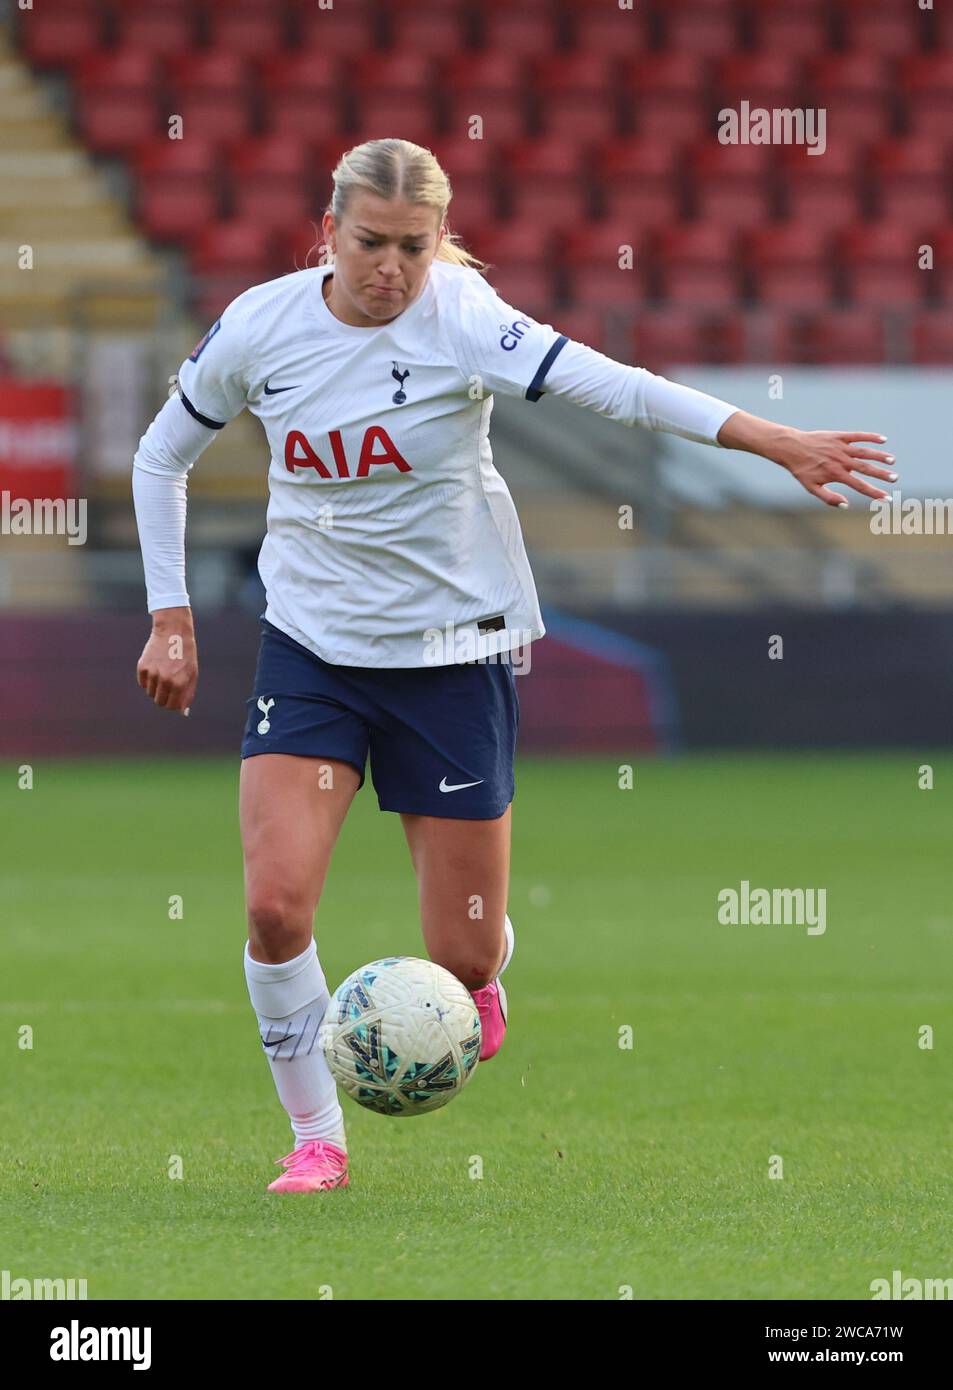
[321,193,444,327]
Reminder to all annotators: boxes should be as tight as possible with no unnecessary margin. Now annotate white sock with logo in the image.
[243,939,346,1150]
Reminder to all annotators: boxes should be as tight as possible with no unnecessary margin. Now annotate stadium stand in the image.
[3,0,951,616]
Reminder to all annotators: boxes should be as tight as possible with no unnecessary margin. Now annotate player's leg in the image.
[400,807,516,1061]
[240,753,361,1189]
[370,653,521,1058]
[400,806,511,989]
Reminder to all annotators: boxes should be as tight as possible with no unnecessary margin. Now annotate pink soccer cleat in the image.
[266,1139,349,1193]
[472,977,508,1061]
[471,915,515,1062]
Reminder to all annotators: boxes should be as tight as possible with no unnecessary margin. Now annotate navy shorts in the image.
[240,618,519,819]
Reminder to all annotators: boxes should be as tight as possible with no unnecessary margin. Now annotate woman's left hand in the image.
[717,411,898,508]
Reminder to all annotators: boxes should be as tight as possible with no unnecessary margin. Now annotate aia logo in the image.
[284,426,411,479]
[499,318,533,351]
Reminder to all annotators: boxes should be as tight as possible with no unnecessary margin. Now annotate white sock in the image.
[243,939,346,1150]
[500,914,515,976]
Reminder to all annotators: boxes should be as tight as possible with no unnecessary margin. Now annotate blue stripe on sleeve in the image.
[526,334,569,401]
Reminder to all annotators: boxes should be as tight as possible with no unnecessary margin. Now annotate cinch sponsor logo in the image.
[284,426,411,478]
[870,1270,953,1300]
[499,318,533,351]
[49,1320,151,1370]
[1,1268,88,1300]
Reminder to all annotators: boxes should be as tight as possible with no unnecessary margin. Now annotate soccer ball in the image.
[321,957,481,1116]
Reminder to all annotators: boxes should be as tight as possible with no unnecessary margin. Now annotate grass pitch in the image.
[2,752,951,1299]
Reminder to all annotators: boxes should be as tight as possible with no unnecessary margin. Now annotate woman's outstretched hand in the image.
[717,410,898,508]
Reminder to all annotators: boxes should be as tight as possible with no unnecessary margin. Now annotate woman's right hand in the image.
[136,607,198,715]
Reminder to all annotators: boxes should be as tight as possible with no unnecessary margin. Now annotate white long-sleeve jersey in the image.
[132,259,738,666]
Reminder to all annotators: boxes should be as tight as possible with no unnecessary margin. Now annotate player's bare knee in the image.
[246,892,313,961]
[433,952,498,991]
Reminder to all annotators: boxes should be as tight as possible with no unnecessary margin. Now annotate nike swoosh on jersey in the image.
[438,777,485,793]
[263,379,301,394]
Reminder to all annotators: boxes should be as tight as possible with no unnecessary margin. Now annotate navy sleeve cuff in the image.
[525,335,569,402]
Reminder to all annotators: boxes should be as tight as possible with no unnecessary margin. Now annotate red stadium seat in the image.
[780,143,864,231]
[189,218,275,276]
[559,222,648,310]
[76,50,163,154]
[807,54,893,146]
[838,223,928,307]
[279,224,330,277]
[899,55,953,139]
[188,214,283,319]
[631,309,743,367]
[746,224,834,308]
[802,309,887,364]
[16,0,106,69]
[135,137,221,179]
[478,0,562,57]
[294,0,380,54]
[623,54,713,142]
[870,140,951,228]
[427,137,505,229]
[227,135,316,233]
[749,0,833,59]
[382,0,472,56]
[726,309,810,364]
[468,218,559,304]
[659,0,742,57]
[114,2,199,57]
[134,138,224,242]
[570,0,649,57]
[654,224,742,309]
[532,54,622,143]
[838,0,926,57]
[226,135,312,181]
[349,53,441,137]
[167,52,252,95]
[165,52,256,145]
[201,1,289,59]
[259,51,346,138]
[713,54,807,109]
[502,138,593,225]
[77,47,162,90]
[442,54,532,145]
[689,144,778,230]
[595,138,685,230]
[911,310,953,365]
[923,224,953,302]
[549,307,610,354]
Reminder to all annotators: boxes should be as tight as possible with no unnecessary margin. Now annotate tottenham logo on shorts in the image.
[391,362,410,404]
[256,696,275,735]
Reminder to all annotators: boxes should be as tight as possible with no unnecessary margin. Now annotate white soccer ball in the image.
[321,956,481,1116]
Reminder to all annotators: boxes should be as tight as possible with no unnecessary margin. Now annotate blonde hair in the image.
[308,138,488,273]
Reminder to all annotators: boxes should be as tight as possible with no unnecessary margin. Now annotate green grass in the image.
[2,751,952,1299]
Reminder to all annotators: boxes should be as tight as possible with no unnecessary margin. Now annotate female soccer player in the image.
[132,138,897,1194]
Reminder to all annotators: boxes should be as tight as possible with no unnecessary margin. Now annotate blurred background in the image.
[2,0,952,757]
